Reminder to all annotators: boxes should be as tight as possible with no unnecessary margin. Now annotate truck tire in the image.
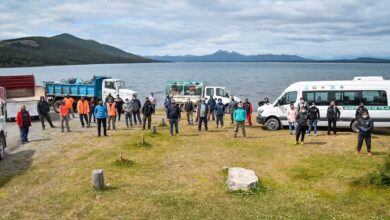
[53,100,62,113]
[0,134,5,160]
[266,118,280,131]
[351,120,359,133]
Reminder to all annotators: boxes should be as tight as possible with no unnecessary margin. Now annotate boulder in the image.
[226,167,258,191]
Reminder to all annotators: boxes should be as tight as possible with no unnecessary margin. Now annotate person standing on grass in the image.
[59,100,71,132]
[207,96,216,121]
[355,101,368,120]
[197,98,209,132]
[16,104,32,144]
[214,98,225,128]
[184,98,195,125]
[307,103,320,136]
[95,100,108,137]
[287,103,297,135]
[164,95,171,117]
[243,98,253,127]
[233,102,246,138]
[167,100,181,136]
[228,96,238,124]
[77,96,90,128]
[114,95,124,121]
[356,111,373,156]
[149,93,157,114]
[88,97,96,126]
[63,94,75,119]
[295,106,309,145]
[37,96,55,130]
[130,94,142,125]
[327,101,340,135]
[297,97,308,113]
[122,98,133,128]
[141,97,154,130]
[107,98,117,130]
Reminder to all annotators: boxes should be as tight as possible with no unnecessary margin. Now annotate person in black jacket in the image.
[184,98,195,125]
[356,111,373,156]
[307,103,320,136]
[141,97,154,130]
[37,96,55,130]
[207,96,216,121]
[326,101,340,135]
[130,94,142,125]
[295,106,309,145]
[355,101,368,120]
[167,100,181,136]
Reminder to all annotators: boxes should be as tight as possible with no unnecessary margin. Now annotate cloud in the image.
[0,0,390,58]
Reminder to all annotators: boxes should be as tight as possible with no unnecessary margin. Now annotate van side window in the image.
[279,91,297,105]
[362,91,387,106]
[206,88,214,96]
[315,92,329,106]
[216,88,228,97]
[334,92,343,105]
[343,91,360,106]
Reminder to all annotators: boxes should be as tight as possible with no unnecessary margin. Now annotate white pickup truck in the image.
[165,80,240,108]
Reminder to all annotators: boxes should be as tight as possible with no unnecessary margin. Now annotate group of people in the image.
[286,97,373,155]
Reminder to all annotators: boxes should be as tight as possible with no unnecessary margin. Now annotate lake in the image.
[1,62,389,107]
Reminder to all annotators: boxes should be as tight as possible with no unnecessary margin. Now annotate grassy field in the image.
[0,110,389,219]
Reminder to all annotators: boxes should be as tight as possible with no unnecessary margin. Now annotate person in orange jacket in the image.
[106,98,117,130]
[77,96,90,128]
[16,104,32,144]
[243,98,253,127]
[63,94,75,119]
[59,100,71,132]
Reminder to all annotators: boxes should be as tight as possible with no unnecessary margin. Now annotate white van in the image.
[257,76,390,131]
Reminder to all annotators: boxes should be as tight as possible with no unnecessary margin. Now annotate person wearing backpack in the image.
[295,106,309,145]
[214,98,225,128]
[130,94,142,125]
[307,103,320,136]
[141,97,154,130]
[327,101,340,135]
[167,100,181,136]
[184,98,195,125]
[297,97,308,113]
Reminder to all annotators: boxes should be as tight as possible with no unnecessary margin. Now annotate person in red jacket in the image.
[16,104,32,144]
[243,98,253,127]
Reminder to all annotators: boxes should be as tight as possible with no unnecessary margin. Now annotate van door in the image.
[214,87,231,105]
[204,87,214,100]
[102,80,117,101]
[276,91,298,125]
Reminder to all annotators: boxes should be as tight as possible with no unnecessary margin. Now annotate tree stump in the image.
[92,169,104,190]
[152,126,157,134]
[160,118,166,126]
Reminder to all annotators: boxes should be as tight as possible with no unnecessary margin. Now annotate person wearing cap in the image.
[355,101,368,120]
[122,98,133,128]
[167,100,181,136]
[77,96,90,128]
[149,93,157,115]
[197,98,209,131]
[233,102,246,138]
[141,97,154,130]
[243,98,253,127]
[184,98,195,125]
[16,104,32,144]
[94,100,108,136]
[214,98,225,128]
[228,96,238,124]
[327,101,340,135]
[207,96,216,121]
[59,100,71,132]
[37,96,55,130]
[307,102,320,136]
[63,94,75,119]
[356,111,374,156]
[295,106,309,145]
[287,103,297,135]
[106,98,117,130]
[114,95,124,121]
[130,94,142,125]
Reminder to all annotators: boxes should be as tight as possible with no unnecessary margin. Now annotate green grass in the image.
[0,110,389,219]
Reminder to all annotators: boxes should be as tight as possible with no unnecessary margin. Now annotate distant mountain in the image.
[0,33,153,67]
[147,50,390,63]
[147,50,311,62]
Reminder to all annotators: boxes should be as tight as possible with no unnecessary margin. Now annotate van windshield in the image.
[116,81,126,89]
[278,91,297,105]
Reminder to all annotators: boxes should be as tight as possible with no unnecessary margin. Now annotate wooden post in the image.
[152,126,157,134]
[119,152,123,161]
[92,169,104,190]
[161,118,166,126]
[141,135,145,144]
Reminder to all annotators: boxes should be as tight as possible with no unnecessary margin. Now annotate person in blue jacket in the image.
[214,98,225,128]
[94,100,108,137]
[233,102,247,138]
[167,100,181,136]
[207,96,216,121]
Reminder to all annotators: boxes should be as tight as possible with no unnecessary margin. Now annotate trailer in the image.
[45,76,137,112]
[0,75,44,121]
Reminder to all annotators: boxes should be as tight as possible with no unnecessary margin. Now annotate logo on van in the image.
[342,106,390,110]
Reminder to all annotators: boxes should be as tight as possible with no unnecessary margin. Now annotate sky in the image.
[1,0,390,59]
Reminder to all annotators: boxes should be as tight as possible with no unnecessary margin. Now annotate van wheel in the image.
[351,120,359,133]
[53,100,62,113]
[0,134,5,160]
[266,118,280,131]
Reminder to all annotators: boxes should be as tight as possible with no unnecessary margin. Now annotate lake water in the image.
[0,62,389,106]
